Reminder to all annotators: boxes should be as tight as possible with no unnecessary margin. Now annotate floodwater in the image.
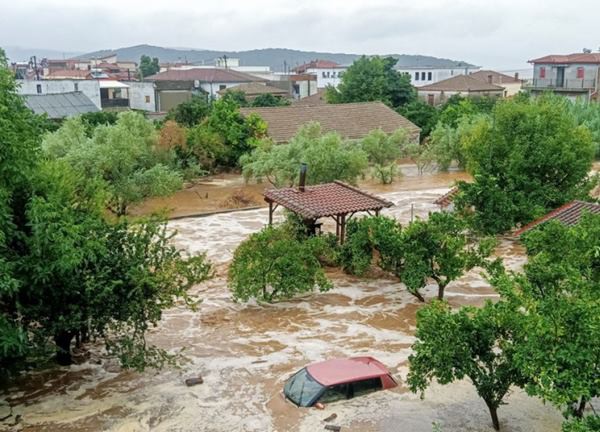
[1,168,563,432]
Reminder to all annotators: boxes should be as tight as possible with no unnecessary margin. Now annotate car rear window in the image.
[352,377,382,397]
[284,368,325,407]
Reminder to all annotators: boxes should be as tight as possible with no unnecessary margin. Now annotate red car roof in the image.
[306,357,391,387]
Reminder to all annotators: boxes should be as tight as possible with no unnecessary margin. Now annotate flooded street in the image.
[1,168,563,432]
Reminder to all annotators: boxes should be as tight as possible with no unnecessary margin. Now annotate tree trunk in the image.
[54,332,74,366]
[574,397,587,418]
[437,284,446,300]
[485,401,500,431]
[410,289,425,303]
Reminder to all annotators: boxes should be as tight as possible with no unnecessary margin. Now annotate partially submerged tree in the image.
[241,122,368,187]
[456,95,595,234]
[228,226,332,302]
[397,99,439,140]
[42,112,183,215]
[361,128,407,184]
[408,300,526,430]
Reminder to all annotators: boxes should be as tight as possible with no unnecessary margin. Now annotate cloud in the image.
[0,0,598,69]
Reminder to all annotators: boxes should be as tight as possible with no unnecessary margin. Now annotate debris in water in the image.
[324,425,341,432]
[185,376,204,386]
[251,359,268,364]
[323,413,338,422]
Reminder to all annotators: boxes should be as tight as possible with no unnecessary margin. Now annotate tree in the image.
[205,97,267,166]
[493,215,600,420]
[251,93,291,107]
[228,226,332,302]
[455,95,595,234]
[158,120,187,151]
[569,99,600,158]
[139,55,160,78]
[79,111,119,136]
[42,112,183,216]
[241,122,368,187]
[398,212,496,301]
[181,123,226,172]
[361,128,407,184]
[165,95,211,127]
[408,300,526,431]
[326,56,416,108]
[397,99,439,139]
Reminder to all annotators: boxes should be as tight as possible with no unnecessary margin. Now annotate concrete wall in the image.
[531,63,599,90]
[306,67,347,88]
[126,81,156,111]
[398,67,481,87]
[17,79,102,108]
[199,81,257,99]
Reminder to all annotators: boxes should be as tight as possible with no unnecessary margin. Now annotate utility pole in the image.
[222,54,228,69]
[30,56,40,80]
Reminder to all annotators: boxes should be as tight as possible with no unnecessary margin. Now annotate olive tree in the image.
[228,225,332,302]
[361,128,407,184]
[241,122,368,187]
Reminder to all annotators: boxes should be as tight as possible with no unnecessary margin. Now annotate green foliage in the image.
[456,95,595,234]
[438,95,496,128]
[361,128,408,184]
[221,89,249,107]
[494,215,600,418]
[139,55,160,78]
[397,99,439,139]
[228,225,332,302]
[165,95,211,127]
[408,300,526,431]
[427,115,487,171]
[562,416,600,432]
[241,122,368,187]
[326,56,416,108]
[206,98,267,166]
[182,123,226,172]
[251,93,291,107]
[569,99,600,158]
[42,112,183,215]
[79,111,119,136]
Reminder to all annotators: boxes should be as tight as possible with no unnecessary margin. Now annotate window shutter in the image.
[539,67,546,78]
[577,67,584,79]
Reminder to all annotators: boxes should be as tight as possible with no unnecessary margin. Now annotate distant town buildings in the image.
[469,70,523,97]
[417,74,505,106]
[526,52,600,100]
[292,60,347,89]
[397,64,480,88]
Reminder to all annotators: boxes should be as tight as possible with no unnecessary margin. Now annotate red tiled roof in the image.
[514,200,600,236]
[470,70,522,84]
[419,74,505,92]
[145,68,265,83]
[264,181,393,219]
[433,187,459,208]
[293,89,327,106]
[529,53,600,64]
[240,101,420,143]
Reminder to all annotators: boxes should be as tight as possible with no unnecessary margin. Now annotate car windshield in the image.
[283,368,324,407]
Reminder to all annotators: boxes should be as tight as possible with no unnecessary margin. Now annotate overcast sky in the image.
[1,0,599,69]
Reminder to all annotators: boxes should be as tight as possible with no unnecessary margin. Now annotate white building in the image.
[397,65,481,87]
[292,60,348,89]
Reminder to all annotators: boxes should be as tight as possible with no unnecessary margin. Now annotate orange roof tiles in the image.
[264,181,393,219]
[529,53,600,64]
[514,200,600,236]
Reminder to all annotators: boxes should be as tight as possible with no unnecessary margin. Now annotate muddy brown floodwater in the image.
[1,167,564,432]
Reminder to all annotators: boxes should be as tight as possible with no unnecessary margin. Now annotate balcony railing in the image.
[527,78,596,91]
[101,98,129,108]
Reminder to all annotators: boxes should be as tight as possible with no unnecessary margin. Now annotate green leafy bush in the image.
[228,226,332,302]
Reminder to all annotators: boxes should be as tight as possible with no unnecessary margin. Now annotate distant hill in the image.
[5,46,82,62]
[78,44,477,71]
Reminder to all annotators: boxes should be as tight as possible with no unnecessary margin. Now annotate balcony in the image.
[100,98,130,109]
[527,78,596,92]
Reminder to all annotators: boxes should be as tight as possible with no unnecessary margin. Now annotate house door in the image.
[556,67,565,88]
[427,94,435,106]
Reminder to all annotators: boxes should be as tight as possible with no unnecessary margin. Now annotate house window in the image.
[322,71,327,78]
[74,82,79,92]
[421,72,426,81]
[145,95,151,103]
[427,72,432,81]
[539,67,546,78]
[36,84,42,94]
[338,71,343,77]
[219,84,227,90]
[414,72,419,81]
[577,67,585,79]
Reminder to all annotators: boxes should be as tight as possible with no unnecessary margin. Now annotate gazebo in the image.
[263,174,394,243]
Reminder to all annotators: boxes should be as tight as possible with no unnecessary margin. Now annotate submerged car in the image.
[283,356,397,407]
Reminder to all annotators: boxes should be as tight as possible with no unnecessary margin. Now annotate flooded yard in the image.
[1,169,564,432]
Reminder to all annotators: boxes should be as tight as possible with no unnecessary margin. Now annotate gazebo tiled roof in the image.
[264,181,393,219]
[514,200,600,236]
[433,187,459,208]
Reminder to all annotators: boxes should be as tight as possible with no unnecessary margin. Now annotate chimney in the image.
[514,72,520,81]
[487,74,493,84]
[299,163,307,192]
